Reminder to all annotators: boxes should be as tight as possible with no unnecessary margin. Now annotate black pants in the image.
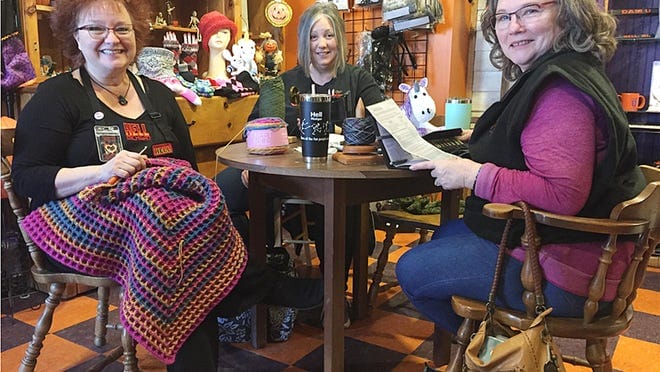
[167,258,279,371]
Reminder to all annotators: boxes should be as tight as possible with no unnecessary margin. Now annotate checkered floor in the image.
[2,231,659,371]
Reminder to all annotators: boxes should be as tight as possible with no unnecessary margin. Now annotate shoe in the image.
[316,297,351,329]
[263,274,323,310]
[344,299,351,328]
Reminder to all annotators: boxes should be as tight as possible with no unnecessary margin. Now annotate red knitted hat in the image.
[199,11,237,51]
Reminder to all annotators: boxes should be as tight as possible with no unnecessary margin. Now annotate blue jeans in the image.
[396,219,590,334]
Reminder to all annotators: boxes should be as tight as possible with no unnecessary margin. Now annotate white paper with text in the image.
[367,99,457,162]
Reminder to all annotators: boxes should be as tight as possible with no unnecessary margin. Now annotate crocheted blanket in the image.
[21,157,247,364]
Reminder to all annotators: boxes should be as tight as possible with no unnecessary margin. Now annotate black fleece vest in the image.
[464,51,645,246]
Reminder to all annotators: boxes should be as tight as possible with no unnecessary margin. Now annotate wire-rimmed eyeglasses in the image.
[493,1,557,30]
[75,24,134,39]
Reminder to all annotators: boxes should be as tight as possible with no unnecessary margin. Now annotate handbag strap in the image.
[486,216,512,314]
[486,201,546,316]
[519,201,547,314]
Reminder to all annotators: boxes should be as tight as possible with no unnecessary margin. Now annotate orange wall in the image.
[281,0,470,115]
[283,0,308,70]
[427,0,471,114]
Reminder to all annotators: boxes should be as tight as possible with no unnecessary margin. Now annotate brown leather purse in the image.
[464,202,565,371]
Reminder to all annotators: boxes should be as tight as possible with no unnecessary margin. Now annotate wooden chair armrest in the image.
[482,203,648,235]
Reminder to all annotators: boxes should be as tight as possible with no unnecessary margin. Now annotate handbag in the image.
[464,202,565,372]
[218,246,298,343]
[1,32,36,92]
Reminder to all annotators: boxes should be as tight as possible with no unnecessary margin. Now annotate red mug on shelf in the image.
[618,92,646,112]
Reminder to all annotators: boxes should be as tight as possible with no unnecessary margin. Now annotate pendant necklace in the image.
[89,74,131,106]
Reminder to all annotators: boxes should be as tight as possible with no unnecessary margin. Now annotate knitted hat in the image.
[199,11,237,51]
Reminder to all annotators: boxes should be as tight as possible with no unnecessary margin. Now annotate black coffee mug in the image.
[299,93,331,162]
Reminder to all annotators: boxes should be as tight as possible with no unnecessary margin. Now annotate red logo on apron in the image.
[152,143,174,156]
[123,122,151,141]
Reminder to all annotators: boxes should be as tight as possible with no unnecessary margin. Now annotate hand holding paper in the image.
[410,158,482,190]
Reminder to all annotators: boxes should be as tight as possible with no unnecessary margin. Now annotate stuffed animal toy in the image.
[137,47,202,106]
[399,77,438,135]
[222,38,258,79]
[255,35,283,77]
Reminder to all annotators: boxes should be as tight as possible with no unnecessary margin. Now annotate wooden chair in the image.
[1,124,138,372]
[369,207,439,307]
[445,165,660,372]
[274,198,316,266]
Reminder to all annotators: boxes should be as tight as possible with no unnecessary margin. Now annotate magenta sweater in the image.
[473,77,633,301]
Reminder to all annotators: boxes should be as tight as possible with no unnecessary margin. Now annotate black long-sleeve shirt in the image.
[251,64,385,135]
[12,72,197,207]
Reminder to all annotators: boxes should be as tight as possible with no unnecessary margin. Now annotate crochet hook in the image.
[108,146,148,185]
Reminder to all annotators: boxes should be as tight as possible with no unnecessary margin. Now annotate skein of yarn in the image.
[245,117,289,155]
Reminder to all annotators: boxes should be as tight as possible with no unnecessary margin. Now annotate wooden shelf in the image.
[150,24,197,33]
[35,4,54,12]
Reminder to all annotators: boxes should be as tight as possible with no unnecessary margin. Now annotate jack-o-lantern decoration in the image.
[265,0,292,28]
[255,35,283,77]
[263,38,278,53]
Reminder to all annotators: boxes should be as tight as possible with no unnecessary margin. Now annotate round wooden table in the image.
[217,142,460,371]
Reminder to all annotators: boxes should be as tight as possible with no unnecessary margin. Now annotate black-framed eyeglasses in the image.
[75,24,134,39]
[493,1,557,30]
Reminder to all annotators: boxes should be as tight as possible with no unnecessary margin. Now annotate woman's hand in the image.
[458,129,472,142]
[101,149,148,183]
[54,149,148,199]
[409,157,482,190]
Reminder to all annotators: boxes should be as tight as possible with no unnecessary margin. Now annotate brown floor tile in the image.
[392,232,424,249]
[282,366,310,372]
[388,245,412,263]
[392,354,441,371]
[610,335,660,372]
[633,288,660,316]
[12,295,108,332]
[564,364,594,371]
[346,308,434,354]
[233,323,324,365]
[1,335,96,371]
[372,285,407,308]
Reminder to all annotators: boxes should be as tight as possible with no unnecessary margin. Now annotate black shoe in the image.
[263,275,323,310]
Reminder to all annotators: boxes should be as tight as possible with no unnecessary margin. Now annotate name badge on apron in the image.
[94,125,124,162]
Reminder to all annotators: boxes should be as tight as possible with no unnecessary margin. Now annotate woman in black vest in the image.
[396,0,644,343]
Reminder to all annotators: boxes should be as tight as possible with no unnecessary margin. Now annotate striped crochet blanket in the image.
[21,157,247,364]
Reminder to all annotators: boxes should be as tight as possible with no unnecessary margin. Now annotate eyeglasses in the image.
[493,1,557,30]
[75,24,134,39]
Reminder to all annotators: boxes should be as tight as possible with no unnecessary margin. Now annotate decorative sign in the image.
[265,0,293,28]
